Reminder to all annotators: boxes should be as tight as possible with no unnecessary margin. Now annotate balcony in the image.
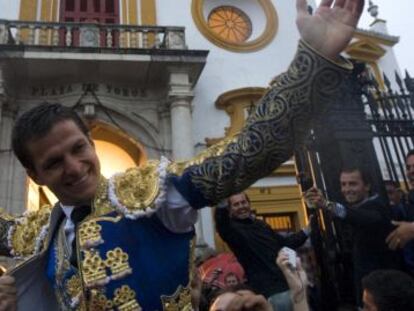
[0,19,208,89]
[0,19,187,50]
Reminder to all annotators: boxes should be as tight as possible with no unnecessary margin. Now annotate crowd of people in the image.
[0,0,414,310]
[188,155,414,311]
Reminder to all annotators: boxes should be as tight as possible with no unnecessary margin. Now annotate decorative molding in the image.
[346,39,386,88]
[215,87,265,137]
[168,72,194,105]
[205,87,264,144]
[79,25,100,47]
[169,101,193,111]
[191,0,278,52]
[354,28,399,46]
[346,39,386,62]
[165,30,187,50]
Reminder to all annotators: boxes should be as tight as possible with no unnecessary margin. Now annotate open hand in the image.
[209,290,272,311]
[303,187,326,209]
[386,221,414,250]
[276,250,308,295]
[296,0,365,60]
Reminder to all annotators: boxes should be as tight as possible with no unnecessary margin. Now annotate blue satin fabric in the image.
[46,211,194,310]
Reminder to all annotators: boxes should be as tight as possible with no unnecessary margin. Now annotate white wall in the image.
[157,0,308,147]
[0,0,20,19]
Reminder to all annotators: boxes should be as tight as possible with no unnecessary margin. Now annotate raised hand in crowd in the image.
[296,0,364,59]
[209,289,272,311]
[0,275,17,311]
[386,221,414,250]
[303,187,327,209]
[276,250,310,311]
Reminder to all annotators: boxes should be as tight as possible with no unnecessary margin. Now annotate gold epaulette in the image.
[107,159,165,218]
[0,208,14,221]
[8,205,52,257]
[167,136,237,176]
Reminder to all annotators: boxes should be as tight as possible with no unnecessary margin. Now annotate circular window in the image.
[207,6,252,43]
[192,0,278,52]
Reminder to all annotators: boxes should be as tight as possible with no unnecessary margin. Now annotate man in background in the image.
[361,270,414,311]
[305,167,402,307]
[215,192,310,311]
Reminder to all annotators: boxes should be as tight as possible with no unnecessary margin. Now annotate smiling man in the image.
[304,167,403,308]
[0,0,365,310]
[215,193,310,311]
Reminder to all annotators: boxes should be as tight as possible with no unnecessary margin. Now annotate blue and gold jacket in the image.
[0,41,352,310]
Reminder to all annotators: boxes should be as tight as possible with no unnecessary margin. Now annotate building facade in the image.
[0,0,405,252]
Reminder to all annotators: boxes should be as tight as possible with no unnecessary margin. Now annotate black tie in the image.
[70,205,91,267]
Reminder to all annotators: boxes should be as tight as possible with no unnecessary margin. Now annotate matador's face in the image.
[26,120,101,206]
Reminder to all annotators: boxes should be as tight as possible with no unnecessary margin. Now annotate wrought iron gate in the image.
[363,70,414,189]
[294,63,414,310]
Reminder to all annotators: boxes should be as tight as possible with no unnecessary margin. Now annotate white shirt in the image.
[60,182,198,251]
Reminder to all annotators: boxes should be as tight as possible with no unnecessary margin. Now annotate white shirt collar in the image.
[60,203,75,219]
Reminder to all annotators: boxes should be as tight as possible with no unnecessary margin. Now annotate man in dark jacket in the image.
[215,192,309,311]
[386,150,414,275]
[305,167,403,307]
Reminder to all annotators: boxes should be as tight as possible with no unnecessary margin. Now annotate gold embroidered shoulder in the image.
[6,206,52,258]
[106,157,170,219]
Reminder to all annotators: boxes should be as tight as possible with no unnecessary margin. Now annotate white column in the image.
[168,71,213,256]
[0,104,27,215]
[0,64,6,148]
[158,104,172,158]
[168,71,194,161]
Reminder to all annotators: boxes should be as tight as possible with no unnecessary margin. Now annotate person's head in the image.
[228,193,251,220]
[224,272,240,288]
[362,270,414,311]
[384,180,402,206]
[209,285,270,311]
[340,167,371,205]
[405,150,414,190]
[12,103,100,206]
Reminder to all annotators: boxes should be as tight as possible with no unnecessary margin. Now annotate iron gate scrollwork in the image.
[294,63,414,310]
[363,69,414,189]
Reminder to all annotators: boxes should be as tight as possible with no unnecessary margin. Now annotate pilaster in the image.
[0,104,27,215]
[168,71,194,161]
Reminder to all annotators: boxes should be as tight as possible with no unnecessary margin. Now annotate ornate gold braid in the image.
[8,206,52,257]
[182,40,352,204]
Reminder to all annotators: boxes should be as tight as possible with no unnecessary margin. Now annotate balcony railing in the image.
[0,19,187,50]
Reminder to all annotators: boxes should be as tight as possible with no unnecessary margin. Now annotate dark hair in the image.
[227,192,251,208]
[406,149,414,163]
[12,103,89,170]
[224,272,240,281]
[362,270,414,311]
[340,166,371,186]
[383,180,400,189]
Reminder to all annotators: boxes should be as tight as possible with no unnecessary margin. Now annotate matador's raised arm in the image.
[169,40,352,208]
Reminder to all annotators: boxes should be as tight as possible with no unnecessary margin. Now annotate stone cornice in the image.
[354,28,399,46]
